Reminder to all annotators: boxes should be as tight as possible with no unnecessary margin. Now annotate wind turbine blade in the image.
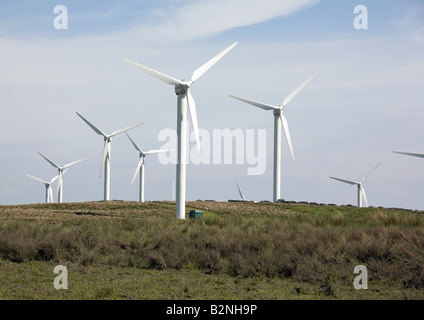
[49,174,60,184]
[110,121,144,137]
[280,114,295,160]
[131,158,144,185]
[120,58,183,86]
[37,152,60,169]
[63,158,87,169]
[125,131,143,153]
[393,151,424,159]
[187,91,201,157]
[329,177,358,185]
[26,174,49,184]
[57,171,63,199]
[191,42,238,83]
[235,178,246,201]
[228,95,276,111]
[361,162,382,183]
[282,73,317,107]
[145,148,175,155]
[361,186,368,207]
[76,112,107,137]
[100,141,108,177]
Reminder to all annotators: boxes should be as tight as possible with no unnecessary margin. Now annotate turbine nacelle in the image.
[175,84,190,95]
[273,108,283,117]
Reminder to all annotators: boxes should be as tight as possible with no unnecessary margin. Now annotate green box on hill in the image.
[189,210,203,219]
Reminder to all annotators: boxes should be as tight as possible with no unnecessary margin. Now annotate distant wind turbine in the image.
[235,178,246,201]
[76,112,144,201]
[330,162,382,208]
[125,132,174,202]
[121,42,237,219]
[229,74,316,202]
[37,152,87,203]
[393,151,424,159]
[26,173,62,203]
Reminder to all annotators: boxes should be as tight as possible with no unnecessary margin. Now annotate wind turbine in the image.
[76,112,144,201]
[26,173,62,203]
[125,132,174,202]
[37,152,87,203]
[229,74,316,202]
[393,151,424,159]
[235,178,247,201]
[121,42,238,219]
[330,162,382,208]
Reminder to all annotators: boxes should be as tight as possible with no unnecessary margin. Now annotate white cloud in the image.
[135,0,320,42]
[390,4,424,46]
[70,8,120,22]
[2,1,424,210]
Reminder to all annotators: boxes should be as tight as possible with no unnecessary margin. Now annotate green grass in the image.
[1,261,422,300]
[0,200,423,300]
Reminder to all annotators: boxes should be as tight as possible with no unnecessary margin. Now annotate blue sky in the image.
[1,0,424,209]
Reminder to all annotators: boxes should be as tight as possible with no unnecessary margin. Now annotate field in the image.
[0,200,423,300]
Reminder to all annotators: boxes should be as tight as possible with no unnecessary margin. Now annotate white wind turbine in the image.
[121,42,238,219]
[26,173,62,203]
[37,152,87,203]
[125,132,174,203]
[393,151,424,159]
[330,162,382,208]
[76,112,144,201]
[235,178,247,201]
[229,74,316,202]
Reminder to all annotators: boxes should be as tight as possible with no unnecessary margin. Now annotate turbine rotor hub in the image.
[273,108,282,117]
[175,83,191,95]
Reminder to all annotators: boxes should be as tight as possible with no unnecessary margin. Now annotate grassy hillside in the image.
[0,200,423,300]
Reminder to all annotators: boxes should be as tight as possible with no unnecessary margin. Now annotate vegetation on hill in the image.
[0,200,423,300]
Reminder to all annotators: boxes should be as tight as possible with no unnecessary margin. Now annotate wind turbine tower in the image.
[330,162,382,208]
[121,42,237,219]
[76,112,144,201]
[26,173,60,203]
[126,132,174,202]
[37,152,87,203]
[229,74,316,202]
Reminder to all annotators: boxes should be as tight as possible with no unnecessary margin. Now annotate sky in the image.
[1,0,424,210]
